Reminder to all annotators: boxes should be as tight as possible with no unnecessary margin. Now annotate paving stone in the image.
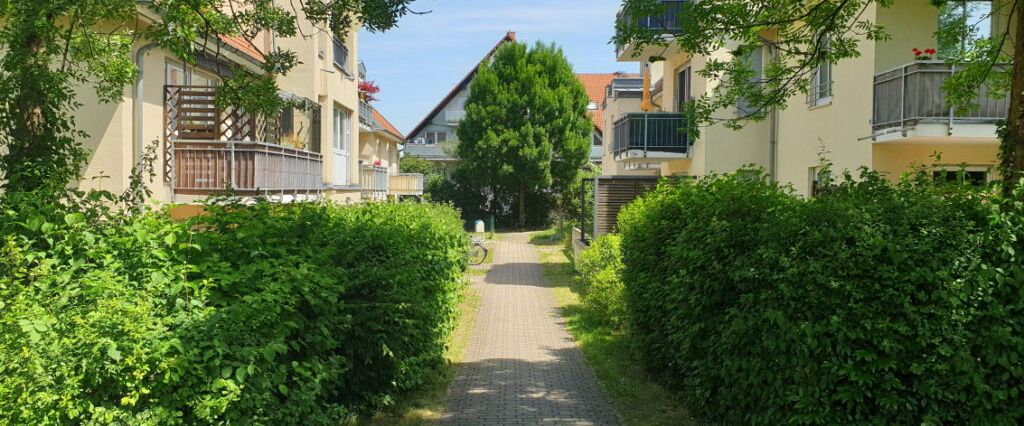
[438,233,619,426]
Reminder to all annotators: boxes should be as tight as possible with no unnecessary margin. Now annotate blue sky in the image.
[357,0,631,135]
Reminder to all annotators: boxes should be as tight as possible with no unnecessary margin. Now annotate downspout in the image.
[767,43,779,183]
[133,42,159,200]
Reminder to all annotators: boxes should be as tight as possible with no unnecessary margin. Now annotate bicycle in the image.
[468,236,489,265]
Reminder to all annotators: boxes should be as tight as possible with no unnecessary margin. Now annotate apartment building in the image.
[608,0,1011,196]
[75,3,421,206]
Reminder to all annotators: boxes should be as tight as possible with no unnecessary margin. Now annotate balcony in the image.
[360,165,389,201]
[613,112,691,161]
[360,166,425,200]
[359,101,376,128]
[164,85,324,195]
[389,173,425,196]
[446,109,467,125]
[871,61,1008,141]
[616,0,688,61]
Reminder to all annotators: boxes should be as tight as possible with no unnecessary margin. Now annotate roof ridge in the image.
[405,32,517,139]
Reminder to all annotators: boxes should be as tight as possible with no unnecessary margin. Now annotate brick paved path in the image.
[439,233,619,425]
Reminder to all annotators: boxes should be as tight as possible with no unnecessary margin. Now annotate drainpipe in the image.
[767,43,779,183]
[133,42,159,191]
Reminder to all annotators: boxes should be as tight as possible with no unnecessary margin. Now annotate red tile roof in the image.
[219,35,266,63]
[372,108,404,141]
[576,73,622,134]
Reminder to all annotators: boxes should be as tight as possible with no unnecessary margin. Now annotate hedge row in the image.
[0,201,468,425]
[574,234,627,329]
[618,171,1024,425]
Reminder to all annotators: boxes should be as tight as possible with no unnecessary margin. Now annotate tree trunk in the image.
[518,182,526,229]
[1003,1,1024,197]
[2,9,62,196]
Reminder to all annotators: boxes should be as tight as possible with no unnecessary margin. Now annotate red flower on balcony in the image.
[358,81,381,103]
[912,47,935,60]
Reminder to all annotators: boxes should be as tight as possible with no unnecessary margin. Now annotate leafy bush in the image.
[575,234,627,328]
[0,201,468,424]
[618,170,1024,425]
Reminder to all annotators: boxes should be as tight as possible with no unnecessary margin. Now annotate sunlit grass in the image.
[534,231,695,426]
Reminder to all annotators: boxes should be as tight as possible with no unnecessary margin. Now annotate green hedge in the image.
[618,171,1024,425]
[575,234,627,329]
[0,201,468,424]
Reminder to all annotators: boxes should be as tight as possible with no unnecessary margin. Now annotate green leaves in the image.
[1,201,467,424]
[456,41,591,227]
[619,169,1024,424]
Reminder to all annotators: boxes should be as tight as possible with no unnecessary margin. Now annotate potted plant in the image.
[358,81,380,103]
[912,48,937,61]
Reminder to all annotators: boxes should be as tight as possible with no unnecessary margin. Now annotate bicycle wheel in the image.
[469,244,487,265]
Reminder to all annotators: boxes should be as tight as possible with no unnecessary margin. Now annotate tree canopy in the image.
[456,41,592,227]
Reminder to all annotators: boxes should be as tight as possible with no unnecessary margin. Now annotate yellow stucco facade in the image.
[611,1,1012,196]
[71,5,406,207]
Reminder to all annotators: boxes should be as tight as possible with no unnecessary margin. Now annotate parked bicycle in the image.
[469,236,489,265]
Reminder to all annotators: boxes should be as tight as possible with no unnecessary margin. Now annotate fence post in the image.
[230,141,237,190]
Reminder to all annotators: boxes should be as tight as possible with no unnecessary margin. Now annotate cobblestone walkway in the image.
[439,233,619,426]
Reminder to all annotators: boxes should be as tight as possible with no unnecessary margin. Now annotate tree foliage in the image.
[614,0,1024,192]
[0,0,419,199]
[456,41,591,227]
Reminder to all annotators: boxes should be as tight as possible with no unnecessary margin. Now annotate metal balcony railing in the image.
[359,101,376,128]
[615,0,688,54]
[360,165,389,201]
[613,112,690,156]
[171,141,323,194]
[872,61,1009,132]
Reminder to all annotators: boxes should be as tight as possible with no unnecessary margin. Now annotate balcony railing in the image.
[872,61,1009,132]
[164,85,324,195]
[360,165,389,201]
[613,112,690,156]
[389,173,425,196]
[172,141,323,194]
[359,101,376,128]
[615,0,688,54]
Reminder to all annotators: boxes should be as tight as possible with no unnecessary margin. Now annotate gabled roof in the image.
[372,108,404,141]
[405,31,516,141]
[576,73,622,134]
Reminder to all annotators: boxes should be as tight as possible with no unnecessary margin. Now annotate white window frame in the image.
[809,37,833,107]
[425,131,448,145]
[676,63,692,113]
[737,45,766,117]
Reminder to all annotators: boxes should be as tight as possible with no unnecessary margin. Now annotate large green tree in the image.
[457,41,591,227]
[615,0,1022,195]
[0,0,418,200]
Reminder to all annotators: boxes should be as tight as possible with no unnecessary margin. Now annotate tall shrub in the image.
[618,170,1023,424]
[0,201,468,424]
[575,234,627,328]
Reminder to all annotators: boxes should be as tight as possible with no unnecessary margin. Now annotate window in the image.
[333,38,349,72]
[676,65,692,113]
[809,37,832,106]
[593,132,603,146]
[165,62,218,86]
[425,131,447,144]
[737,46,765,116]
[809,167,828,197]
[333,108,350,151]
[280,106,295,136]
[933,168,989,186]
[938,1,993,57]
